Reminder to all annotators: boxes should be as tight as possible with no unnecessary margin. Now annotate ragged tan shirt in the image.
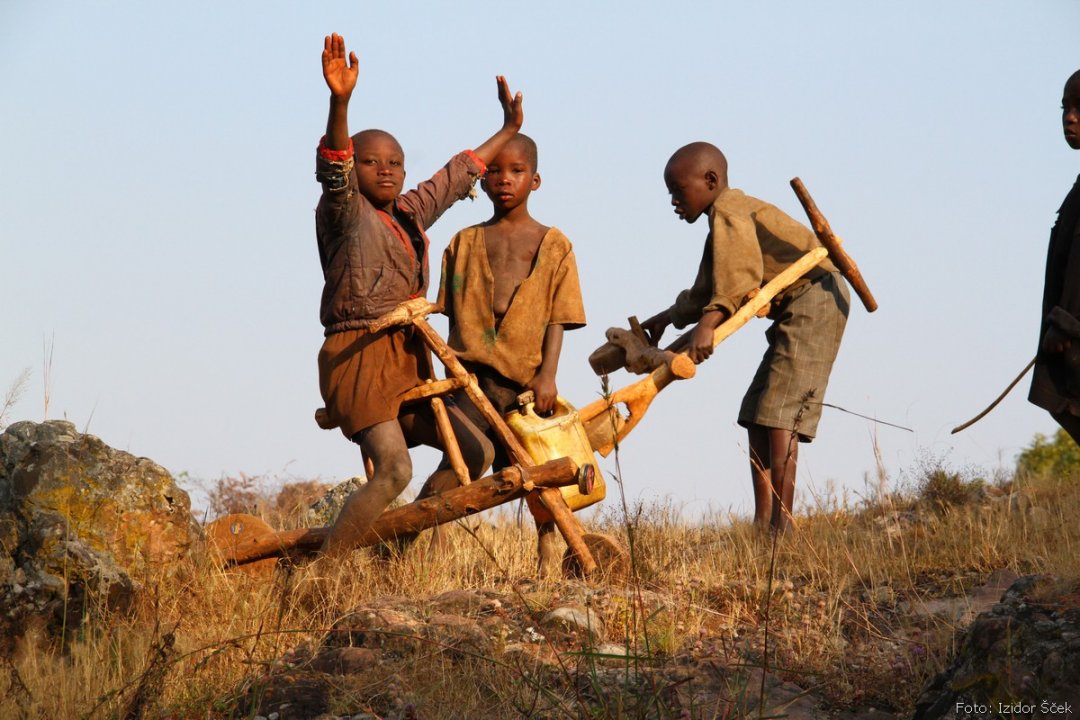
[437,226,586,385]
[669,187,837,329]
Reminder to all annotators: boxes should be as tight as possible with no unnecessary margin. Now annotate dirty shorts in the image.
[738,271,850,442]
[318,326,433,440]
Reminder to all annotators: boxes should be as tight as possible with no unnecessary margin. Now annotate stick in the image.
[950,357,1036,434]
[790,177,878,313]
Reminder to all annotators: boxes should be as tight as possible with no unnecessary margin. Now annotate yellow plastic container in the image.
[505,396,605,522]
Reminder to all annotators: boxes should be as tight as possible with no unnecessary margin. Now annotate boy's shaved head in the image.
[666,142,728,185]
[505,133,539,171]
[663,141,730,223]
[352,128,404,156]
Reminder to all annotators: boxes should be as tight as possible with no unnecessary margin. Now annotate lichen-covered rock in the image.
[913,574,1080,719]
[0,420,198,647]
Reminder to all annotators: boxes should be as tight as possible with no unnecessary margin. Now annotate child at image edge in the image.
[435,133,587,571]
[641,142,850,533]
[313,33,524,556]
[1029,69,1080,443]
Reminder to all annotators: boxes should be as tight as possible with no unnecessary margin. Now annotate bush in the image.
[918,467,984,511]
[1016,428,1080,478]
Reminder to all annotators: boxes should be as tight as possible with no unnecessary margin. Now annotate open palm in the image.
[322,33,358,97]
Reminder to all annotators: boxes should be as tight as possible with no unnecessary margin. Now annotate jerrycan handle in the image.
[515,390,562,419]
[515,391,535,414]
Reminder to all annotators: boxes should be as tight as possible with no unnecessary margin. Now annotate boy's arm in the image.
[528,244,583,414]
[321,33,358,151]
[398,77,523,229]
[527,325,565,414]
[643,212,761,349]
[472,76,524,166]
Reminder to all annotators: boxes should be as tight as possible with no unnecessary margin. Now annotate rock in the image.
[309,646,379,675]
[541,605,605,641]
[0,420,198,648]
[423,613,491,656]
[307,476,367,525]
[236,670,333,720]
[427,588,506,617]
[912,574,1080,719]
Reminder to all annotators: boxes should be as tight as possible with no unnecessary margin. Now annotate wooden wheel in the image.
[205,513,285,577]
[562,532,629,583]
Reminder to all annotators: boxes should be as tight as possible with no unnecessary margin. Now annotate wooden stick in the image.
[400,377,469,405]
[430,396,470,486]
[368,298,443,333]
[409,317,534,465]
[218,458,580,565]
[790,177,878,313]
[536,486,595,574]
[580,248,829,456]
[951,357,1036,434]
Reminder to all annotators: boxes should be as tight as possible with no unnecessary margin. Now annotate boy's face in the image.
[481,144,540,212]
[354,133,406,209]
[664,157,721,224]
[1064,72,1080,150]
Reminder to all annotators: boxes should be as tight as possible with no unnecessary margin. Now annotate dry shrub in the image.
[205,474,331,529]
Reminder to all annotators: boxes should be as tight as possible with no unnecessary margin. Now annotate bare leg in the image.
[747,424,799,533]
[535,520,561,578]
[403,404,494,555]
[768,427,798,533]
[321,420,412,557]
[748,425,774,528]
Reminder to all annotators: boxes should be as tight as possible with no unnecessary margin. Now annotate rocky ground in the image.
[2,420,1079,719]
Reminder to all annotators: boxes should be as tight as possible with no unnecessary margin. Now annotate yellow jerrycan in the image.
[505,395,606,523]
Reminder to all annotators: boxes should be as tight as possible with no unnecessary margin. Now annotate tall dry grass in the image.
[1,460,1077,718]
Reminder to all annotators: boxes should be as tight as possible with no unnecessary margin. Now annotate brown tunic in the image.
[437,226,586,386]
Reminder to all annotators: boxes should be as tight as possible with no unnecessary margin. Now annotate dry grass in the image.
[1,462,1077,718]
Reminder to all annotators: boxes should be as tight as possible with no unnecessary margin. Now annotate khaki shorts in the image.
[738,271,850,441]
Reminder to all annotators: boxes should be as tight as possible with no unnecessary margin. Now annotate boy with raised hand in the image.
[314,33,523,556]
[434,133,587,570]
[641,142,849,533]
[1029,69,1080,442]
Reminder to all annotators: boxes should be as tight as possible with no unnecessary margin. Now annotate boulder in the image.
[913,574,1080,719]
[0,420,198,647]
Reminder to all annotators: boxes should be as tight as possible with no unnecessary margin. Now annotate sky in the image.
[2,1,1079,520]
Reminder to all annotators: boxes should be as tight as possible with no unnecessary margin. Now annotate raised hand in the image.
[496,75,523,133]
[322,33,358,98]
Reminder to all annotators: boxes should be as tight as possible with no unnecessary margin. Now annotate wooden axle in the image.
[213,457,581,566]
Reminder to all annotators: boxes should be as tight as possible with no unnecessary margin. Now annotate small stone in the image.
[541,605,605,641]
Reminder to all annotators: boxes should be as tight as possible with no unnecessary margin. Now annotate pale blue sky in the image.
[3,1,1079,517]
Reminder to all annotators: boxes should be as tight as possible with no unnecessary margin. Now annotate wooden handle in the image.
[579,247,830,456]
[790,177,878,313]
[368,298,442,333]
